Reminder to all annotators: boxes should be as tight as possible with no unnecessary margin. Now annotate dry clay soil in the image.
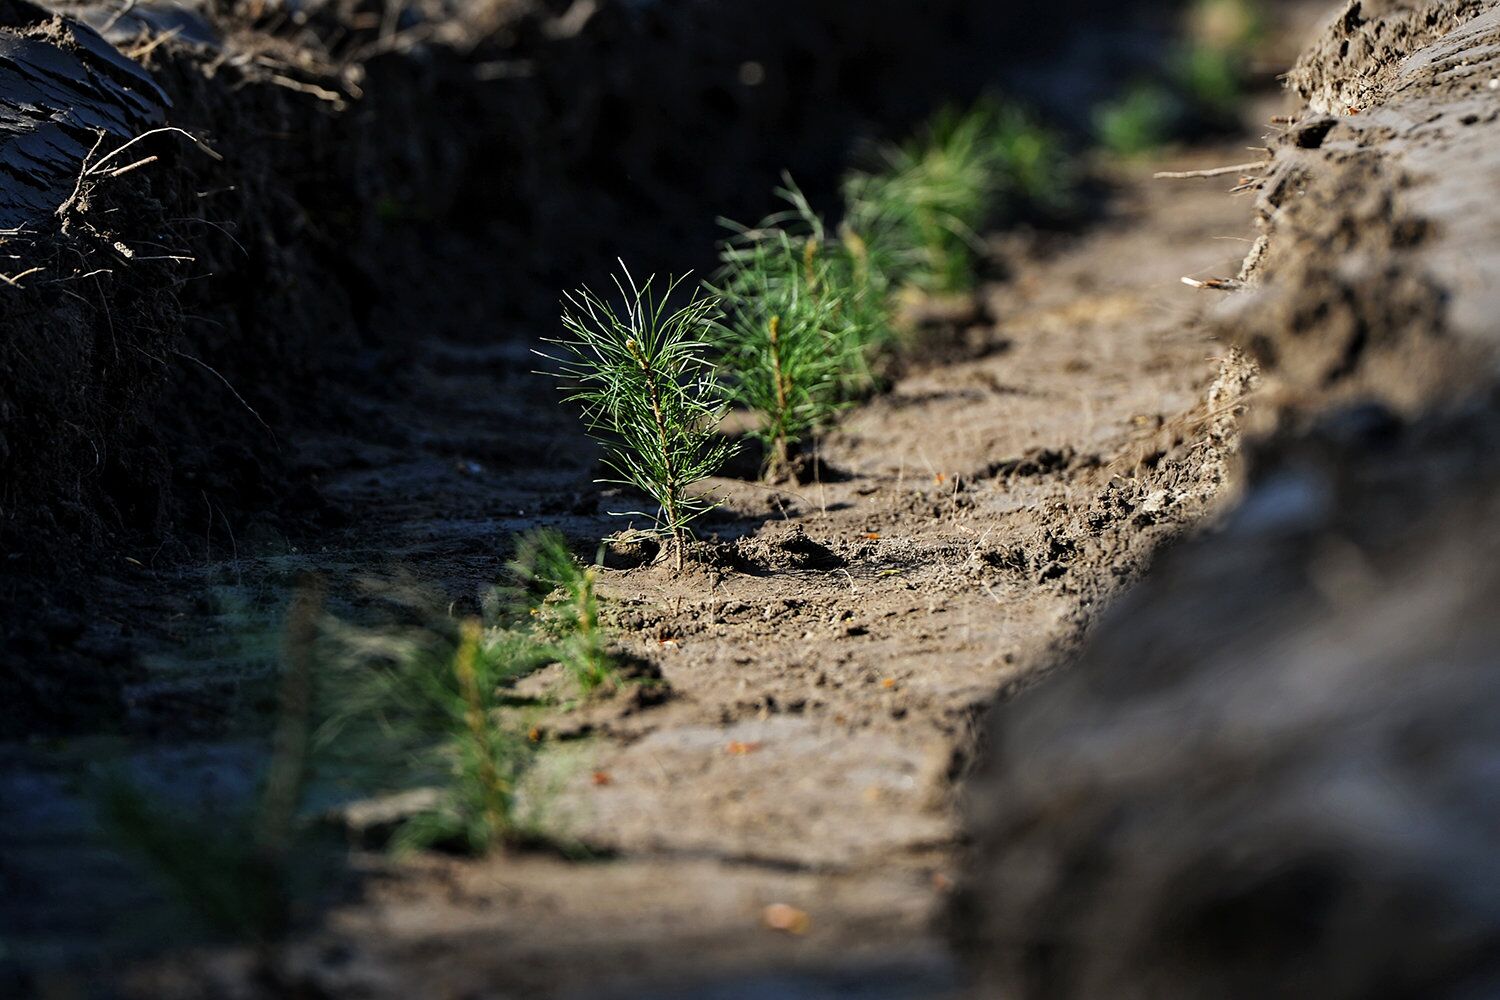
[63,124,1287,999]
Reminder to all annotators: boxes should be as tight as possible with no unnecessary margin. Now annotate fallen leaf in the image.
[592,771,612,786]
[880,677,897,690]
[762,903,811,935]
[527,726,542,743]
[863,532,881,541]
[725,741,764,756]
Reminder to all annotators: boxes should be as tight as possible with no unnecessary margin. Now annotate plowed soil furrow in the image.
[172,145,1265,999]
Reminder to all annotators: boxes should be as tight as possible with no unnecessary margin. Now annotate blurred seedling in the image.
[542,265,738,572]
[1095,0,1266,155]
[983,102,1077,218]
[316,582,544,856]
[1179,0,1265,111]
[1094,82,1186,158]
[505,528,617,694]
[844,107,992,294]
[719,177,895,402]
[843,100,1072,294]
[96,584,326,958]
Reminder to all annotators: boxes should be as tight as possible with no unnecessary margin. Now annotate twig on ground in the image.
[1181,276,1244,291]
[100,0,139,34]
[0,267,44,288]
[125,26,182,61]
[106,155,159,178]
[1153,161,1266,180]
[87,127,223,176]
[266,75,348,108]
[57,131,108,217]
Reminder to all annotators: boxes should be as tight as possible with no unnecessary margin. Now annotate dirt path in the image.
[124,141,1268,1000]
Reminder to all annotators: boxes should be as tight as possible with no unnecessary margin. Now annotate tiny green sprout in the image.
[543,265,737,572]
[508,529,615,693]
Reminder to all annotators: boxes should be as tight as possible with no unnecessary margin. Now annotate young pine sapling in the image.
[544,267,737,571]
[316,585,541,856]
[97,584,327,948]
[843,107,995,294]
[507,529,615,693]
[843,100,1072,293]
[712,231,849,480]
[720,177,896,402]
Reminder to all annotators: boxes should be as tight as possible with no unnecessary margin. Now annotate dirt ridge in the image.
[957,3,1500,995]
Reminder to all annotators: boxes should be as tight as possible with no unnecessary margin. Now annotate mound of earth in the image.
[956,2,1500,996]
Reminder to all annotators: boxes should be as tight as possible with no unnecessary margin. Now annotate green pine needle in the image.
[712,177,897,479]
[315,583,542,855]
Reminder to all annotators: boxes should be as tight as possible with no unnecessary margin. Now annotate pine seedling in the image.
[316,587,542,856]
[1094,83,1185,157]
[1177,0,1265,113]
[508,529,616,693]
[844,106,995,294]
[97,783,290,942]
[412,619,522,855]
[843,101,1072,293]
[985,104,1076,218]
[544,266,737,571]
[719,177,896,401]
[712,231,849,479]
[96,585,327,947]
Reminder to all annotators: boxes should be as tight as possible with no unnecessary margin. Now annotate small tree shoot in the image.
[843,100,1072,293]
[508,529,616,693]
[545,266,736,571]
[712,232,848,479]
